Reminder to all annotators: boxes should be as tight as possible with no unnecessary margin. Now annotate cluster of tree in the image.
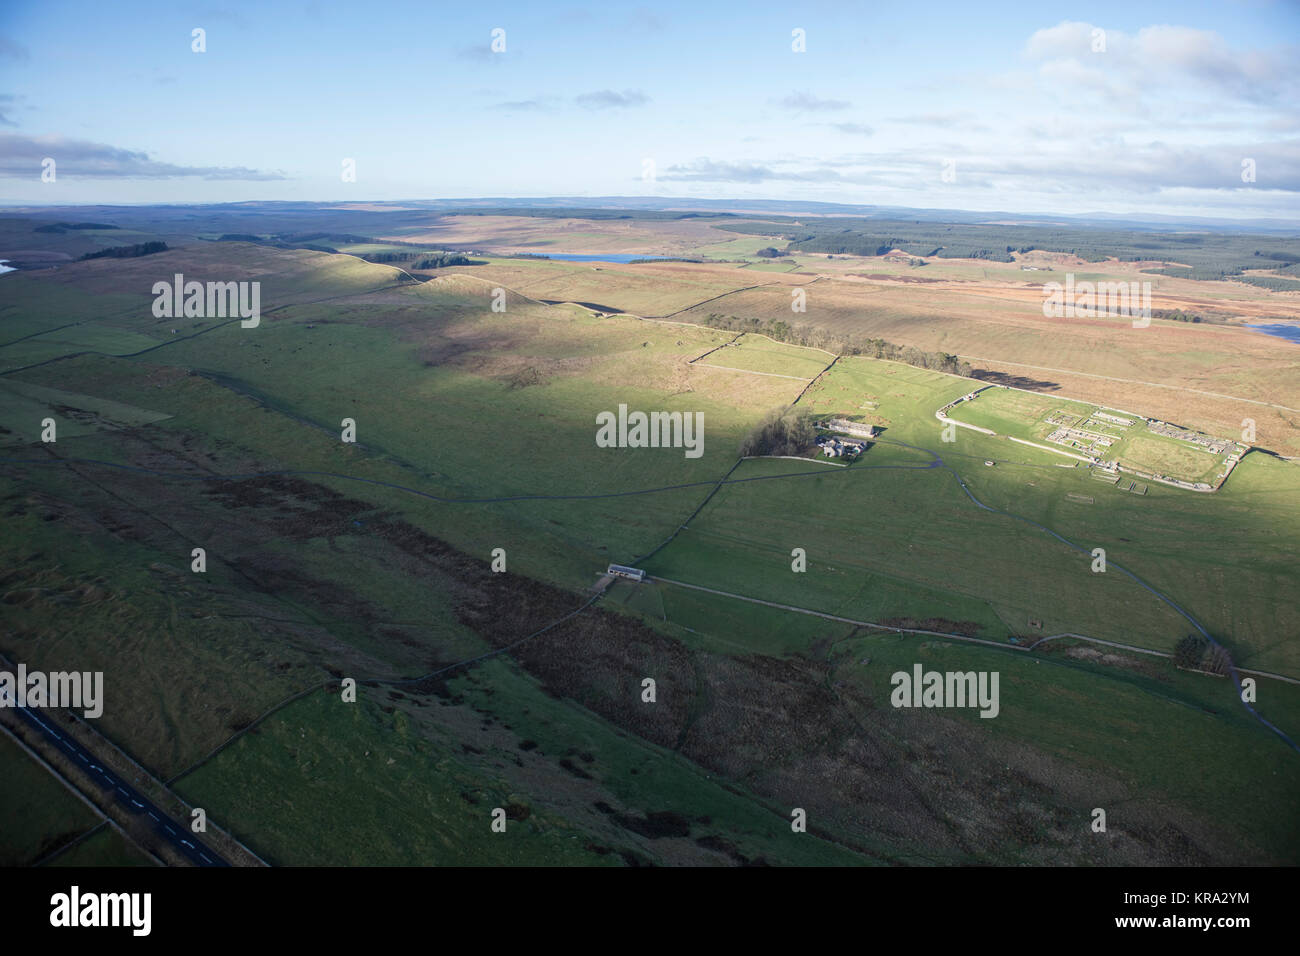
[754,247,789,258]
[629,257,702,264]
[35,222,120,233]
[1253,250,1300,261]
[359,251,422,263]
[701,312,973,377]
[78,241,168,261]
[788,235,937,258]
[217,233,263,242]
[738,408,817,457]
[718,218,1300,276]
[940,245,1017,262]
[412,252,474,269]
[1232,275,1300,292]
[1145,266,1240,281]
[812,236,1013,261]
[1173,634,1233,675]
[1151,308,1228,325]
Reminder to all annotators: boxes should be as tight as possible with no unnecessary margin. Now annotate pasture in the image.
[2,235,1297,867]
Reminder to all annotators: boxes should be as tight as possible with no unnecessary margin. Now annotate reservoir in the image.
[1248,324,1300,344]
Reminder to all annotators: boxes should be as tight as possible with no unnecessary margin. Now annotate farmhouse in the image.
[607,564,646,582]
[817,436,862,458]
[825,418,876,439]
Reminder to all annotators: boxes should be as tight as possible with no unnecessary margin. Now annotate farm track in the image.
[693,364,810,380]
[651,576,1299,688]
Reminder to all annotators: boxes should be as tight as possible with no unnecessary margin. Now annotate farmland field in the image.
[1,205,1297,872]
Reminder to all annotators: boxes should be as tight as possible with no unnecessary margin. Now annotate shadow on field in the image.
[969,369,1061,390]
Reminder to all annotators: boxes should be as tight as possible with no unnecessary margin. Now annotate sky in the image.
[1,0,1298,221]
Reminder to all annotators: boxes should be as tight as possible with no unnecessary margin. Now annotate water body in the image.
[0,260,15,275]
[1247,324,1300,344]
[512,253,678,263]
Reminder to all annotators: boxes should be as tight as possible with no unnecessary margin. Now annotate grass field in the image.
[457,259,759,316]
[0,733,100,865]
[176,662,875,866]
[45,826,154,867]
[1114,434,1222,482]
[693,335,831,379]
[2,235,1297,866]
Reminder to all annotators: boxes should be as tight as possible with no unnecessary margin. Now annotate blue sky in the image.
[1,0,1297,219]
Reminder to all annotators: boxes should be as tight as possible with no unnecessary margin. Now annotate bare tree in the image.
[1173,634,1206,669]
[1204,644,1234,676]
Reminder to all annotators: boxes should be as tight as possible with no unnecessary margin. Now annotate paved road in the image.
[3,694,229,867]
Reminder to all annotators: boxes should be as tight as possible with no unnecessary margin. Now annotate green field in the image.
[45,826,155,867]
[0,734,100,865]
[2,241,1297,866]
[693,335,831,379]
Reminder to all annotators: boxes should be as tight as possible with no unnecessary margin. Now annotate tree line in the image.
[36,222,120,233]
[701,312,973,377]
[79,241,168,260]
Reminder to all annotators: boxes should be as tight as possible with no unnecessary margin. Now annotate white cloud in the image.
[0,133,288,180]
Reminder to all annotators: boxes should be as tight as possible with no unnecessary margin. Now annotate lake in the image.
[1248,324,1300,344]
